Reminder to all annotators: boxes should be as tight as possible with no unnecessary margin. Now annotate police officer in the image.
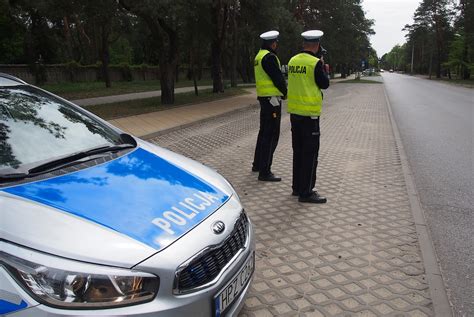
[287,30,329,203]
[252,30,287,182]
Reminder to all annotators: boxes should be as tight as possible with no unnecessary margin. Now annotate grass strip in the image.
[85,87,251,120]
[40,80,213,100]
[430,77,474,88]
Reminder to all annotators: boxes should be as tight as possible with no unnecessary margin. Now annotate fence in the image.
[0,64,210,84]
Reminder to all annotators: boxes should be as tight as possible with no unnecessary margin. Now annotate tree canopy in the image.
[382,0,472,79]
[1,0,377,102]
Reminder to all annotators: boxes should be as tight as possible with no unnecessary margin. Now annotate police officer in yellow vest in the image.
[287,30,329,203]
[252,30,287,182]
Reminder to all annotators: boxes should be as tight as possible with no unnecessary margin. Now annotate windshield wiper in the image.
[27,143,136,175]
[0,152,117,183]
[0,172,29,182]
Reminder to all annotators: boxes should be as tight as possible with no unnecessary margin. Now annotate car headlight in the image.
[0,251,159,309]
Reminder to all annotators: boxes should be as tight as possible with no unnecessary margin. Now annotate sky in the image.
[362,0,422,57]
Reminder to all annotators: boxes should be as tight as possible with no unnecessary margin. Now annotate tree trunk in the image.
[62,17,74,61]
[429,49,433,79]
[149,17,179,104]
[242,47,252,82]
[160,62,175,104]
[211,0,228,93]
[117,0,178,103]
[462,40,470,79]
[193,71,198,96]
[435,22,442,78]
[238,58,250,83]
[98,24,111,88]
[436,48,441,79]
[161,28,178,103]
[189,49,198,96]
[230,7,238,88]
[101,45,111,87]
[211,42,225,93]
[230,49,238,87]
[101,54,111,88]
[74,16,92,64]
[420,41,424,74]
[341,64,347,78]
[249,51,254,82]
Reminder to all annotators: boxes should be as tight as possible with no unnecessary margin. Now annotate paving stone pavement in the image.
[149,83,434,316]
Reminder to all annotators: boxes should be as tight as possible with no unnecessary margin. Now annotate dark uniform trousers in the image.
[290,114,320,197]
[252,97,281,176]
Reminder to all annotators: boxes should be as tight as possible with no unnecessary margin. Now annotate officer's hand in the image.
[324,64,330,73]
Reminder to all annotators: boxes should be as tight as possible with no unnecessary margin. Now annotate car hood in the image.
[0,145,232,268]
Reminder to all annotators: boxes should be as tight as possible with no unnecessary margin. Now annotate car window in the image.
[0,85,121,172]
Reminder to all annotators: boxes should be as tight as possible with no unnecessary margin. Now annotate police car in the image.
[0,73,255,316]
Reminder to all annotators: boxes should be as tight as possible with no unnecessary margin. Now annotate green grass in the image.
[337,79,383,84]
[85,87,251,120]
[40,79,214,100]
[431,77,474,88]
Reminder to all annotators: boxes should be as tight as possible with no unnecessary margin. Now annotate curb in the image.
[382,85,453,316]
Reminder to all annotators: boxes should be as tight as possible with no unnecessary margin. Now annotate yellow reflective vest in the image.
[287,53,323,117]
[254,49,283,97]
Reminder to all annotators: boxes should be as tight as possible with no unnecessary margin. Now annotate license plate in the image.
[214,252,254,316]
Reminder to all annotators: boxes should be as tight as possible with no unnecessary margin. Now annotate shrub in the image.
[64,61,80,82]
[119,63,132,81]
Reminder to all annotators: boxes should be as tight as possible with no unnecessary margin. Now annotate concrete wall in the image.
[0,64,212,85]
[0,64,161,84]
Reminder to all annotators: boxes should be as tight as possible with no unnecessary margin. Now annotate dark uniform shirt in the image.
[259,47,287,98]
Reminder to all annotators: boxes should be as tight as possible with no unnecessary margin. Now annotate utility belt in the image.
[291,113,319,120]
[259,96,282,107]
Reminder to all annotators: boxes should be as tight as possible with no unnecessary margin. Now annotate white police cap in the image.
[301,30,324,42]
[260,30,279,41]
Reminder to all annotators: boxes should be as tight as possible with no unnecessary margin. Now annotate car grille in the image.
[174,211,249,293]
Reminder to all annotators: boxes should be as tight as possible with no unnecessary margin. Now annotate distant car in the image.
[0,73,255,316]
[389,69,394,73]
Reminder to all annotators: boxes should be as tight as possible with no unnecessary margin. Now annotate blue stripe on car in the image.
[0,299,28,314]
[2,148,229,250]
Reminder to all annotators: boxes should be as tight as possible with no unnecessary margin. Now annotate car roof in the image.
[0,73,28,86]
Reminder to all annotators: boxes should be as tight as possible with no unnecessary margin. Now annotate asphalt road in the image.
[383,73,473,316]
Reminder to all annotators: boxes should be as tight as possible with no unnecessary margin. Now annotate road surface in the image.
[383,73,473,316]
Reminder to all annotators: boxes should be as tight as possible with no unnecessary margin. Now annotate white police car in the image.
[0,73,255,316]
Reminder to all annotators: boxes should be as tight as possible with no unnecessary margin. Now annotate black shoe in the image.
[258,173,281,182]
[298,191,327,203]
[252,166,259,172]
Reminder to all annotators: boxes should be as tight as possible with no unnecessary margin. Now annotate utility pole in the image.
[411,44,414,74]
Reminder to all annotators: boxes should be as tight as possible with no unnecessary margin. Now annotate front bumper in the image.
[2,202,255,317]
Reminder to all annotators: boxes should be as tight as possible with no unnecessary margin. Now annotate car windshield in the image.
[0,85,121,173]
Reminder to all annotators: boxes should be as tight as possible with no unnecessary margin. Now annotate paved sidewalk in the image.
[73,78,352,138]
[148,83,439,316]
[105,89,258,138]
